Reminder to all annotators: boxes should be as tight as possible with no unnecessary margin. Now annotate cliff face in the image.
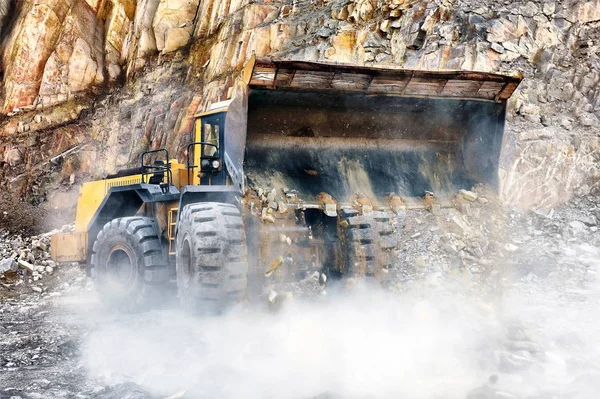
[0,0,598,211]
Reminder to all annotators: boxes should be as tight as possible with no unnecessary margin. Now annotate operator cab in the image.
[189,100,232,186]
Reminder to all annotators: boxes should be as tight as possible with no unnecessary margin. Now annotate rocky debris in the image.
[0,259,95,398]
[0,225,89,389]
[388,185,600,297]
[0,226,72,295]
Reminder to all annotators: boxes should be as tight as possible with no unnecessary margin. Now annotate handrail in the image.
[141,149,172,186]
[186,141,219,184]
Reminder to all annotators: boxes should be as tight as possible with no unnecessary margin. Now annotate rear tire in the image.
[342,209,399,281]
[90,217,168,312]
[176,202,248,314]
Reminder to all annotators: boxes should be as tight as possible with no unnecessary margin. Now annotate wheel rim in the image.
[180,237,192,289]
[106,244,135,287]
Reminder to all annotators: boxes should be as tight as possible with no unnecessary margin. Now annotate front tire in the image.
[90,217,168,312]
[176,202,248,314]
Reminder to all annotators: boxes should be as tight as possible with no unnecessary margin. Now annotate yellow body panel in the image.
[50,232,87,262]
[193,118,202,185]
[58,159,188,262]
[74,175,143,232]
[73,159,186,235]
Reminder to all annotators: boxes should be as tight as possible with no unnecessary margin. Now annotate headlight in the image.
[211,160,220,169]
[201,160,210,168]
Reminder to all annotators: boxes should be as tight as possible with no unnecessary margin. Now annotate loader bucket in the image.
[234,58,521,203]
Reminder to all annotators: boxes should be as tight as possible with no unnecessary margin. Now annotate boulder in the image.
[0,258,16,273]
[153,0,199,54]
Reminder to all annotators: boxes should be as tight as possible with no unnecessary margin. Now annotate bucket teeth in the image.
[388,193,406,214]
[318,192,338,217]
[353,193,374,215]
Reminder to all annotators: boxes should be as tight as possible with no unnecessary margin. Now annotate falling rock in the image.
[278,202,288,214]
[265,256,284,277]
[268,290,278,303]
[320,273,327,284]
[31,286,43,293]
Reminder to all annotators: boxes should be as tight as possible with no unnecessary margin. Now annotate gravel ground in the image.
[1,192,599,399]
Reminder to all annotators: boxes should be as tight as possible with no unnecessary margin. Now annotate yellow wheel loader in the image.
[51,56,521,312]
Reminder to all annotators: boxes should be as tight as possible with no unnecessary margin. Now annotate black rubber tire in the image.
[341,209,399,280]
[176,202,248,314]
[90,217,168,312]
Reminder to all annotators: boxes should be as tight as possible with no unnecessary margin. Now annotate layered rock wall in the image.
[0,0,598,210]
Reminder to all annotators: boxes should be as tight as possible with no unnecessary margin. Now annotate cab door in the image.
[193,112,227,186]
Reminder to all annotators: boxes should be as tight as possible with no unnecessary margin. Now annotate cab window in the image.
[202,123,219,157]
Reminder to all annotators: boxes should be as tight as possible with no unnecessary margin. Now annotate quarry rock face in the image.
[0,0,598,210]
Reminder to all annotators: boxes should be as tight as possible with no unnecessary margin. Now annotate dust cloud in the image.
[78,272,600,399]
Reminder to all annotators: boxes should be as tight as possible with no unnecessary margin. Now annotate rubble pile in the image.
[381,185,508,288]
[0,226,72,295]
[389,186,600,295]
[504,194,600,295]
[0,225,92,398]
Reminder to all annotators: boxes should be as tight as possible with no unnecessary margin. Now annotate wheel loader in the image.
[50,56,521,312]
